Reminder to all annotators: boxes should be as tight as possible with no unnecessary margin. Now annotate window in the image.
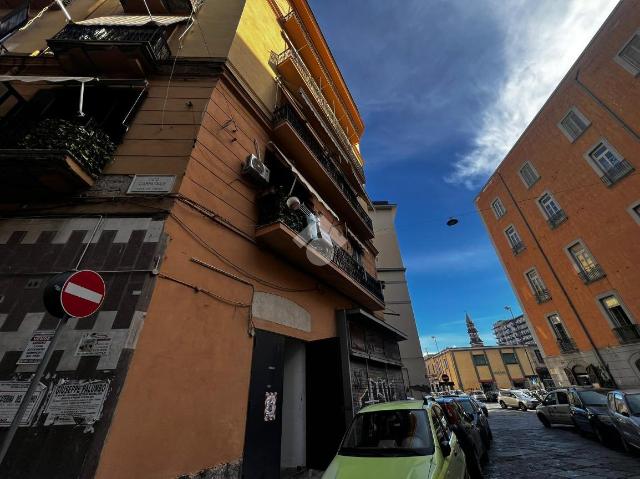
[633,203,640,222]
[548,314,571,342]
[600,295,634,328]
[543,392,557,406]
[501,352,518,365]
[505,226,523,252]
[526,269,545,294]
[519,162,540,188]
[557,391,569,405]
[568,242,596,274]
[539,193,567,228]
[351,242,363,266]
[430,405,450,443]
[618,33,640,75]
[534,349,544,363]
[491,198,506,218]
[589,142,622,173]
[614,393,630,415]
[472,354,488,366]
[559,108,589,142]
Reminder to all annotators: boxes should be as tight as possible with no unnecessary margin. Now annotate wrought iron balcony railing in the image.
[578,264,606,284]
[557,338,578,354]
[547,209,567,229]
[613,324,640,344]
[600,160,635,186]
[511,240,526,255]
[534,289,552,304]
[49,24,171,62]
[273,103,373,232]
[0,1,28,40]
[273,48,364,179]
[258,194,383,302]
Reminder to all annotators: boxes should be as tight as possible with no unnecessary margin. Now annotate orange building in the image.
[476,0,640,391]
[0,1,407,478]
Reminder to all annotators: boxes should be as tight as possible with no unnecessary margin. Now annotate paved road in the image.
[484,403,640,478]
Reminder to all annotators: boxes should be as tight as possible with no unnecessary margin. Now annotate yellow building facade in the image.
[425,346,543,393]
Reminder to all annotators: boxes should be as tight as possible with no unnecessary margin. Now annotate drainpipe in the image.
[495,171,617,388]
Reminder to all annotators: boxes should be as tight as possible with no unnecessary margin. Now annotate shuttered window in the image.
[491,198,506,218]
[619,34,640,73]
[519,162,539,188]
[559,109,589,141]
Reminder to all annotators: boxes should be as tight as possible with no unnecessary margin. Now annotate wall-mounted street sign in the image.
[44,270,106,319]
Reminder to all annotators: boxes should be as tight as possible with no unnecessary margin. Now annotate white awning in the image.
[0,76,95,83]
[76,15,189,27]
[267,142,340,221]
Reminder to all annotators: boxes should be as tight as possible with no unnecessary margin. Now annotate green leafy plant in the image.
[16,118,116,177]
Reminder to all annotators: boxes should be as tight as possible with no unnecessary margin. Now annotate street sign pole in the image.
[0,315,68,467]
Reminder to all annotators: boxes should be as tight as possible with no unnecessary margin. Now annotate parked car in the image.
[470,397,489,417]
[455,397,492,446]
[469,390,488,402]
[484,390,498,403]
[436,397,486,478]
[322,400,468,479]
[567,387,615,444]
[607,389,640,452]
[498,389,539,411]
[536,388,571,427]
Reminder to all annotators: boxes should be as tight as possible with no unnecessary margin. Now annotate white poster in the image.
[43,380,109,426]
[0,381,46,427]
[17,330,55,365]
[75,333,112,357]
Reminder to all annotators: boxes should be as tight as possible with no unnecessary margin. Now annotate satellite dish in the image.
[286,196,301,210]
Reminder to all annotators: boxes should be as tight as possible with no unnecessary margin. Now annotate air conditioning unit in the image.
[242,154,270,184]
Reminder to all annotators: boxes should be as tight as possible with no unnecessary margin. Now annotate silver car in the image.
[498,389,539,411]
[607,389,640,452]
[536,389,572,426]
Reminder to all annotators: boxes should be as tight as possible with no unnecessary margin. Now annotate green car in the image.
[322,400,468,479]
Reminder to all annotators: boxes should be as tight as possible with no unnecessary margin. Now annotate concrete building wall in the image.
[476,0,640,389]
[370,202,427,395]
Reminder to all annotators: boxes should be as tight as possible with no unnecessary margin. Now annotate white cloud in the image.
[448,0,618,188]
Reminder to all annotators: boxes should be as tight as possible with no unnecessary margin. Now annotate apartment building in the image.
[476,0,640,391]
[424,345,543,393]
[370,201,427,397]
[493,314,536,347]
[0,1,406,478]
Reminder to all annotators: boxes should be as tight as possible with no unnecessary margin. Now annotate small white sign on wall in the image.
[127,175,176,194]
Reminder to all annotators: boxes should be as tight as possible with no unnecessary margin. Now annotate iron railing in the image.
[600,160,635,186]
[547,209,568,229]
[258,194,383,302]
[0,1,28,40]
[557,338,578,354]
[272,48,364,179]
[49,24,171,62]
[613,324,640,344]
[511,240,526,255]
[534,289,552,304]
[273,103,373,232]
[578,264,606,284]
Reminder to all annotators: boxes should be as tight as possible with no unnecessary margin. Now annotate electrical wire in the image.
[158,272,250,308]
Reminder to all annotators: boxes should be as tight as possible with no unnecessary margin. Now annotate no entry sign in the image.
[44,270,106,319]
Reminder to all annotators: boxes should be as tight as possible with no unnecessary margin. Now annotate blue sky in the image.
[309,0,617,351]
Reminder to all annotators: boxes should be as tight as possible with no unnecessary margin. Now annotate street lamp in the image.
[504,305,516,320]
[431,335,440,353]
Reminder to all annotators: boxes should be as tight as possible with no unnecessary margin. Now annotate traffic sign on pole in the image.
[43,270,105,319]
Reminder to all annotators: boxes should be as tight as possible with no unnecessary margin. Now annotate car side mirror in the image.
[440,440,451,457]
[621,411,630,418]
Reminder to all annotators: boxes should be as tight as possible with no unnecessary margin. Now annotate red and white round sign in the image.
[60,270,106,318]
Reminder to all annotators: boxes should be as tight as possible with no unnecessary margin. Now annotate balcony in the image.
[120,0,200,15]
[271,48,364,181]
[256,195,384,311]
[0,1,28,40]
[557,338,578,354]
[547,209,567,229]
[0,119,115,197]
[273,104,373,238]
[600,160,635,187]
[47,21,173,76]
[534,289,552,304]
[511,240,526,255]
[578,264,606,284]
[613,324,640,344]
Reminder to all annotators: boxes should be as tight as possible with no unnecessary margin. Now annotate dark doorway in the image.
[242,330,285,479]
[306,338,345,470]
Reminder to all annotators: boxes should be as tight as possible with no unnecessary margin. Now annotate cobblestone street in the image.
[484,404,640,478]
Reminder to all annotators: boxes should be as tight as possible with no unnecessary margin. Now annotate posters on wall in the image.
[43,380,110,426]
[17,330,56,365]
[0,381,47,427]
[75,333,113,357]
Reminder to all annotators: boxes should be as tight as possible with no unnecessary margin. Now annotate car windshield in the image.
[577,390,608,406]
[513,391,533,400]
[626,394,640,416]
[340,409,435,457]
[456,399,475,414]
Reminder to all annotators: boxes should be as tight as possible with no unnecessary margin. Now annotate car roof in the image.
[613,389,640,395]
[357,400,425,414]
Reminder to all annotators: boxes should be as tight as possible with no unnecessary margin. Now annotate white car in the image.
[469,390,488,402]
[498,389,539,411]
